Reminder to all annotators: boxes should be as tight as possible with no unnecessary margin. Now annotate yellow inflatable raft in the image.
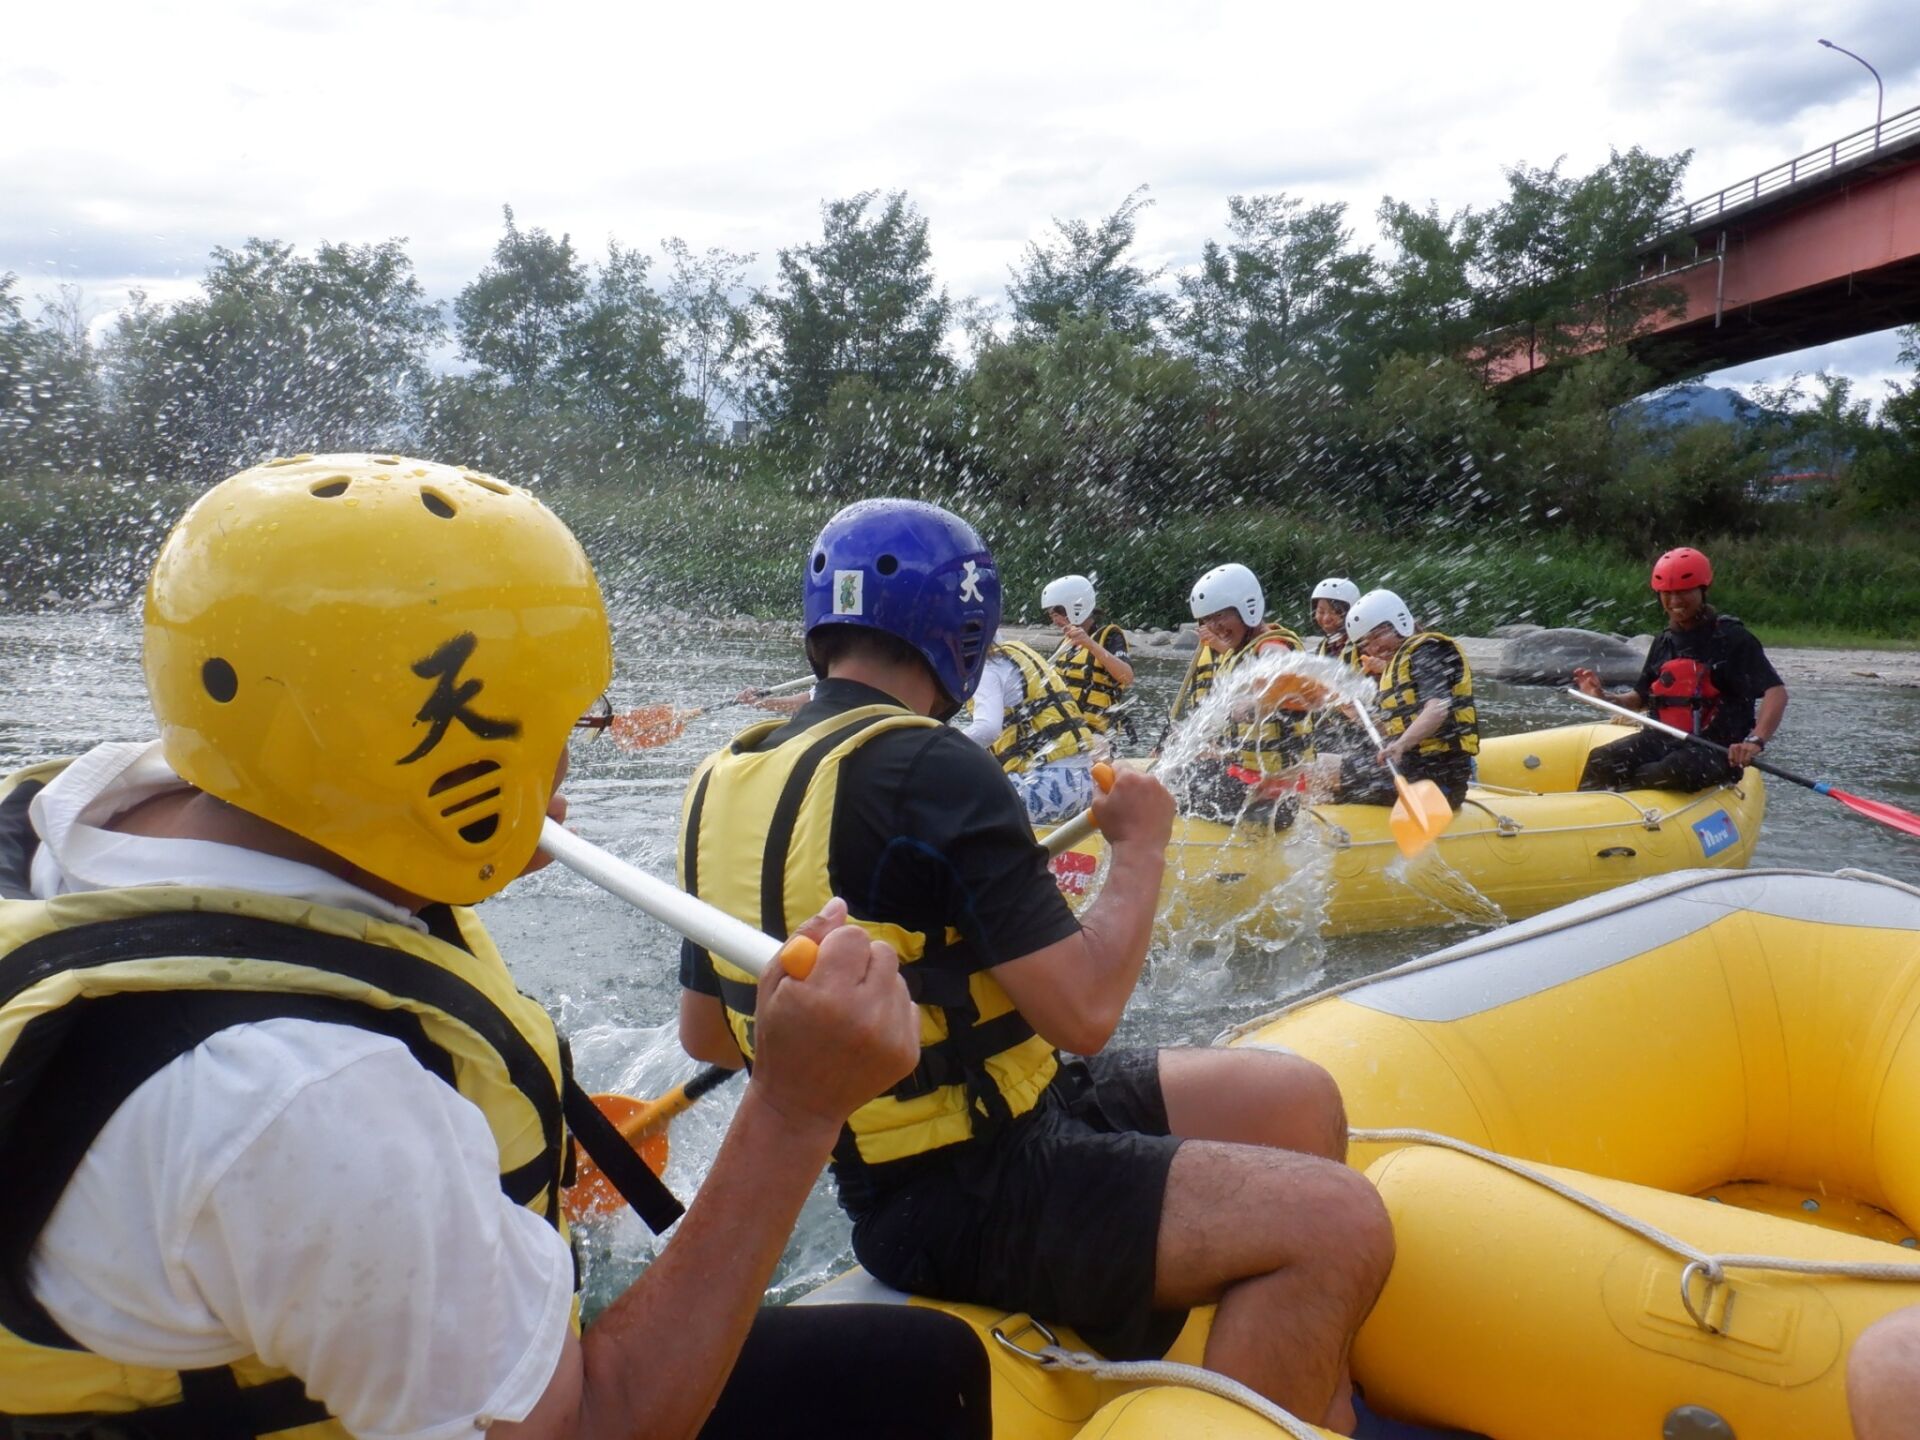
[798,869,1920,1440]
[1045,722,1765,937]
[1229,866,1920,1439]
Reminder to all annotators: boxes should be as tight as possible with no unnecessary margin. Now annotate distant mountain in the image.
[1628,382,1768,428]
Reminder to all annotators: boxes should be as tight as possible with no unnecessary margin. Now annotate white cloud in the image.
[4,0,1916,385]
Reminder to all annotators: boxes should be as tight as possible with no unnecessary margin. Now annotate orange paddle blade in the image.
[1388,774,1454,858]
[1261,673,1331,712]
[610,704,698,750]
[564,1092,671,1221]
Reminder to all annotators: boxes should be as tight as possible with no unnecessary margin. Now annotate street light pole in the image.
[1818,38,1885,147]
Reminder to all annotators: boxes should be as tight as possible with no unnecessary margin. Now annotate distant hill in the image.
[1628,382,1767,428]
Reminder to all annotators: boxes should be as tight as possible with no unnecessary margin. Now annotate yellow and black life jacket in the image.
[983,639,1095,774]
[1049,623,1128,734]
[1376,632,1479,757]
[1170,627,1311,773]
[1314,633,1360,669]
[0,761,679,1440]
[679,708,1059,1170]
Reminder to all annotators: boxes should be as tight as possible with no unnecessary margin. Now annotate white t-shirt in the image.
[24,743,574,1440]
[959,654,1016,747]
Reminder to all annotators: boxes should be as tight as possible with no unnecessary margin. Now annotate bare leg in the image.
[1144,1052,1390,1436]
[1851,1306,1920,1440]
[1159,1046,1348,1161]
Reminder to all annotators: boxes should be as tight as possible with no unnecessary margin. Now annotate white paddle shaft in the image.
[539,818,784,978]
[1566,687,1691,742]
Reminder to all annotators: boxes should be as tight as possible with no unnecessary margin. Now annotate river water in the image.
[3,607,1917,1307]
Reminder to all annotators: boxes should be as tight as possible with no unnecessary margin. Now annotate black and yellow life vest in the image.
[0,760,676,1440]
[1169,626,1312,774]
[678,707,1059,1170]
[1376,632,1479,758]
[1049,623,1128,734]
[1314,633,1360,669]
[982,639,1095,775]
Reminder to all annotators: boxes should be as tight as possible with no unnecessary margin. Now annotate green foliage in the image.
[1007,186,1169,340]
[754,191,952,434]
[101,238,441,480]
[1178,193,1378,391]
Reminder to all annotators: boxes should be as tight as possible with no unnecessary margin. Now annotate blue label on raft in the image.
[1693,809,1738,857]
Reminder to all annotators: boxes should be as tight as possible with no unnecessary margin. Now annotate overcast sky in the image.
[5,0,1917,397]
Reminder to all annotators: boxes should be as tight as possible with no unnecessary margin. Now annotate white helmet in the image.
[1041,574,1097,626]
[1348,588,1415,641]
[1310,577,1361,610]
[1189,563,1264,626]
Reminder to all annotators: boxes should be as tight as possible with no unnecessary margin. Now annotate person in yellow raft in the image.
[1329,587,1479,812]
[678,499,1392,1433]
[1042,573,1137,743]
[0,455,992,1440]
[1165,562,1313,820]
[961,628,1101,823]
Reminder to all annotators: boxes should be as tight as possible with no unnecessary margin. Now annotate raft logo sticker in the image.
[1692,809,1738,858]
[398,632,521,765]
[1050,848,1098,897]
[834,569,864,615]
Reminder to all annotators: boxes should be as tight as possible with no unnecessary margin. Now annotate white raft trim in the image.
[1218,868,1920,1036]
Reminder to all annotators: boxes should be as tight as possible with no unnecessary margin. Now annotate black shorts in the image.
[839,1048,1186,1361]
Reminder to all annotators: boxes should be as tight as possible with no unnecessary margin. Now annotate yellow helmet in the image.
[144,453,612,905]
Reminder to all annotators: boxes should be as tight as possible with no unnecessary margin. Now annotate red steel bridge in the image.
[1485,103,1920,386]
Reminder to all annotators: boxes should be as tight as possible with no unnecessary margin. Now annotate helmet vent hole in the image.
[462,471,511,495]
[310,478,350,498]
[201,658,238,703]
[429,759,501,797]
[421,489,457,519]
[876,553,899,576]
[812,550,827,574]
[458,815,500,845]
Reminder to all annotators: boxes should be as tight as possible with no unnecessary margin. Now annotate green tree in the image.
[1177,193,1379,393]
[1007,186,1168,339]
[99,238,440,479]
[661,237,756,438]
[754,190,953,435]
[453,206,589,388]
[0,276,107,476]
[435,212,691,479]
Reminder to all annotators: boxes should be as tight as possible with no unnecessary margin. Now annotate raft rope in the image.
[1309,780,1741,851]
[1216,866,1920,1046]
[1348,1126,1920,1334]
[990,1318,1325,1440]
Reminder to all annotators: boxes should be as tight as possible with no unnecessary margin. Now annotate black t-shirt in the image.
[681,678,1081,996]
[1632,616,1784,744]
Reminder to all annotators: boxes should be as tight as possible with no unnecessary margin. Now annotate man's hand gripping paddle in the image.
[1348,706,1453,858]
[1567,688,1920,839]
[537,818,819,1220]
[608,675,815,751]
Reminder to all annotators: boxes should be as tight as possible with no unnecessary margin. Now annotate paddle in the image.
[566,1065,741,1220]
[1348,705,1454,858]
[609,675,815,750]
[537,818,820,1219]
[1042,761,1118,856]
[1566,688,1920,839]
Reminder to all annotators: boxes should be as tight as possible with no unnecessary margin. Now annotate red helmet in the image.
[1651,547,1713,592]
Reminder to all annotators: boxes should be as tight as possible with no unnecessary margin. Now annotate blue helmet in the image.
[803,499,1001,708]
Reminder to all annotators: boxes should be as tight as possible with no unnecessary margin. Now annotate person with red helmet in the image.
[677,500,1392,1432]
[1574,546,1789,791]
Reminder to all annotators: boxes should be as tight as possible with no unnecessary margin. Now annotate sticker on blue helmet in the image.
[960,560,984,604]
[834,570,864,615]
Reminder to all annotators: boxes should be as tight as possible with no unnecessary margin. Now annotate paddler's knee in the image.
[1848,1304,1920,1440]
